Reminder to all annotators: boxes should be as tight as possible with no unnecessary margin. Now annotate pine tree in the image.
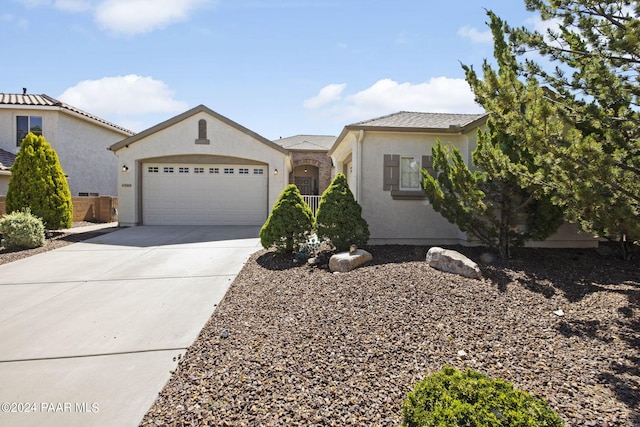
[6,133,73,230]
[260,184,314,253]
[315,173,369,251]
[465,4,640,258]
[422,129,563,258]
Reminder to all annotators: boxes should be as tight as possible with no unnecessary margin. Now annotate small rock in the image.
[553,309,565,317]
[457,350,467,357]
[221,329,229,339]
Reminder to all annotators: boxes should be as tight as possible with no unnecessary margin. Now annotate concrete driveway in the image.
[0,225,261,427]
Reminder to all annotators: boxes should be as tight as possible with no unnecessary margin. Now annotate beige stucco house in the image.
[109,105,291,227]
[0,92,134,196]
[328,111,597,248]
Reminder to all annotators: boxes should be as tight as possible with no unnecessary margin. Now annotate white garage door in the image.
[142,163,268,225]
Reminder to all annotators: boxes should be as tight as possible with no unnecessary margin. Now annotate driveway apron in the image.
[0,225,261,427]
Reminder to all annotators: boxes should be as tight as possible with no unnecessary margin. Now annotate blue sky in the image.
[1,1,541,140]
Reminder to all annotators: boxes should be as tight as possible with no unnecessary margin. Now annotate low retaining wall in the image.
[0,196,118,224]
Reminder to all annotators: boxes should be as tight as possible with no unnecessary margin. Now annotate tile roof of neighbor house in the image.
[0,148,16,170]
[272,135,336,151]
[350,111,488,130]
[0,93,135,136]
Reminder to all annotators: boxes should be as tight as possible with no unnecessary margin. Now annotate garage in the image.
[142,162,268,225]
[109,105,290,227]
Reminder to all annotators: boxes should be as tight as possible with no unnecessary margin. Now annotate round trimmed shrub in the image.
[0,208,46,250]
[260,184,315,253]
[402,366,564,427]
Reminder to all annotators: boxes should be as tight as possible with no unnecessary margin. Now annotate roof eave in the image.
[110,105,289,155]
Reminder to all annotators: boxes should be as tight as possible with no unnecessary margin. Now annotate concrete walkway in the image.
[0,225,261,427]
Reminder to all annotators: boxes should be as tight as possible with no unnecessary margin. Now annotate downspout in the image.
[356,129,364,201]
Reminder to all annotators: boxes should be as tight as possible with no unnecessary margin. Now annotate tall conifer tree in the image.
[6,133,73,230]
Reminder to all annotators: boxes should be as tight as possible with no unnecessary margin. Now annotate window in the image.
[194,167,205,174]
[400,157,421,190]
[164,167,174,173]
[179,167,189,173]
[224,168,234,174]
[209,167,219,174]
[16,115,42,146]
[239,168,249,175]
[253,168,264,175]
[148,166,159,173]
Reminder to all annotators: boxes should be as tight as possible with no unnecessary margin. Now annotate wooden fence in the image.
[0,196,118,224]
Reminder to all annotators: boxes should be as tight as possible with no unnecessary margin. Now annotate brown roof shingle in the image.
[350,111,488,130]
[272,135,336,151]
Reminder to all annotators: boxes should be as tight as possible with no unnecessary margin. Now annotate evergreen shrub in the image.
[260,184,315,253]
[402,366,564,427]
[0,208,46,249]
[6,132,73,230]
[315,173,369,251]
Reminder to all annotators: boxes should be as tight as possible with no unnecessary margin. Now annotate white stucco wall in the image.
[0,106,128,196]
[358,131,470,245]
[113,110,290,226]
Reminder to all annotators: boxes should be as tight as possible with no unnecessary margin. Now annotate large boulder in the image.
[329,249,373,273]
[426,247,482,280]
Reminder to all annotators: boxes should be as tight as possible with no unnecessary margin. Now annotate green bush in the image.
[6,132,73,230]
[0,208,46,250]
[260,184,315,253]
[315,173,369,251]
[402,366,564,427]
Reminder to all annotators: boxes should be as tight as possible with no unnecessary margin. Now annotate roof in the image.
[329,111,489,156]
[350,111,488,130]
[109,104,290,155]
[0,93,135,136]
[0,148,16,170]
[272,135,336,151]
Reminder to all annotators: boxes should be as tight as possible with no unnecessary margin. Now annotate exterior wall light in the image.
[274,168,278,175]
[122,165,129,172]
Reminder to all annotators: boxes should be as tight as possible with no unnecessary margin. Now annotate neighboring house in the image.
[328,111,597,248]
[109,105,291,227]
[0,148,16,194]
[0,92,134,196]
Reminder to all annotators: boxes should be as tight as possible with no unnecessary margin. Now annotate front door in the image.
[295,177,312,195]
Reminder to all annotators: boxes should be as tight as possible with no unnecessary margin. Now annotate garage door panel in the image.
[142,163,267,225]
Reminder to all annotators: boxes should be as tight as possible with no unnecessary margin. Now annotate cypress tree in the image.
[6,132,73,230]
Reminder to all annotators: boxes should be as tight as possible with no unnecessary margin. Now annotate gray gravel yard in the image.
[140,244,639,426]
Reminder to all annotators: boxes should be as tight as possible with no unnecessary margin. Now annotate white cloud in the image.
[95,0,213,35]
[303,83,346,109]
[457,25,492,44]
[305,78,483,124]
[58,75,188,117]
[17,0,214,35]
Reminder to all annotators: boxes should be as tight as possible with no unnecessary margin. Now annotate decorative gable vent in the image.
[195,119,210,145]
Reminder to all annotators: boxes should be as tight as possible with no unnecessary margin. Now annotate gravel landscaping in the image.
[140,244,639,426]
